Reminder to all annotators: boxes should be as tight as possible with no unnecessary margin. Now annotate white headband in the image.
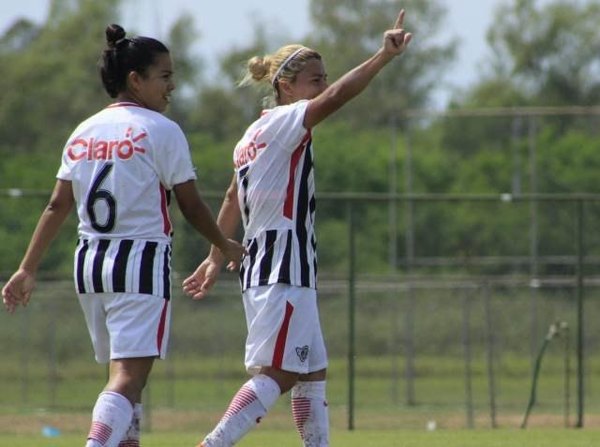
[271,47,306,86]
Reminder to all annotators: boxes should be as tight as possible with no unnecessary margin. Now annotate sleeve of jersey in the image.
[155,122,197,190]
[269,100,310,154]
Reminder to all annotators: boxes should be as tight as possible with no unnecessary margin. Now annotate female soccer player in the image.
[183,9,411,447]
[2,24,244,447]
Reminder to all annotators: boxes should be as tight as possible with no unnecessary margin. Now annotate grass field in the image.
[2,280,599,446]
[1,428,599,447]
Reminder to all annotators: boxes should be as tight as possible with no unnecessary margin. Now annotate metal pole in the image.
[528,117,540,364]
[462,290,474,429]
[404,122,416,406]
[389,116,400,405]
[20,307,30,406]
[389,116,398,269]
[483,282,497,428]
[563,323,571,428]
[347,201,356,430]
[143,384,152,433]
[575,200,584,428]
[48,297,57,408]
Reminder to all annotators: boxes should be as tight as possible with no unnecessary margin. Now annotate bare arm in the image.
[2,179,74,313]
[173,179,244,264]
[205,174,242,264]
[304,9,412,129]
[182,174,242,299]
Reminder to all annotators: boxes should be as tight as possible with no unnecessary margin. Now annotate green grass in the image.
[1,428,599,447]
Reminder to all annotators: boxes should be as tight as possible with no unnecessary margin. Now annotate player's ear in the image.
[126,70,143,92]
[278,79,294,98]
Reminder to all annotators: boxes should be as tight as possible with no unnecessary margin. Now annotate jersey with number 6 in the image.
[56,102,196,298]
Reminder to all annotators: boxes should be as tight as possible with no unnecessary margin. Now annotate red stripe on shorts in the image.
[156,299,168,354]
[272,301,294,368]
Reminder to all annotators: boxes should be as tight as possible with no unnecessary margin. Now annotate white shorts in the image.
[77,292,171,364]
[242,284,328,375]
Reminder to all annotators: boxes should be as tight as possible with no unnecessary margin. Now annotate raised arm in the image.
[304,9,412,129]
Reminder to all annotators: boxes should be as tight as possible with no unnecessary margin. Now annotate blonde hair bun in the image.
[247,56,272,82]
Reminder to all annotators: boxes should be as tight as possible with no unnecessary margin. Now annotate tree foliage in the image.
[306,0,456,125]
[0,0,119,159]
[452,0,600,108]
[2,0,600,277]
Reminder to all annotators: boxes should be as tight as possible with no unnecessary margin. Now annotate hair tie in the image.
[271,47,305,86]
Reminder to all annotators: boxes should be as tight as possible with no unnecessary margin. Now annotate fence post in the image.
[47,296,58,409]
[20,308,30,406]
[462,289,474,429]
[528,116,540,364]
[404,119,416,407]
[347,200,356,431]
[575,199,585,428]
[483,281,497,428]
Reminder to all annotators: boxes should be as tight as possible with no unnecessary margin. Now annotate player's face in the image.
[288,58,328,103]
[134,52,175,113]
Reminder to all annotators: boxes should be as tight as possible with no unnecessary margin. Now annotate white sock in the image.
[202,374,281,447]
[85,391,133,447]
[292,381,329,447]
[118,402,142,447]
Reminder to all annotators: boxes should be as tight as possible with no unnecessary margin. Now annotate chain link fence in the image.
[1,192,600,433]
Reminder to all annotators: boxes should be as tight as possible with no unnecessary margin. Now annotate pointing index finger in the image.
[394,9,405,29]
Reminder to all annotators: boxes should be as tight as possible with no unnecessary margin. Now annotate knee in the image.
[299,368,327,382]
[106,359,153,403]
[260,367,299,394]
[106,375,145,403]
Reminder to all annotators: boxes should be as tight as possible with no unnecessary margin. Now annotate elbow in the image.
[224,186,237,205]
[46,198,73,217]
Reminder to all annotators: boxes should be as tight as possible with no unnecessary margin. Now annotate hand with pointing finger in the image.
[383,9,412,57]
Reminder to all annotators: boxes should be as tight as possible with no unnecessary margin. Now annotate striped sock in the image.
[118,403,142,447]
[201,374,280,447]
[86,391,133,447]
[292,381,329,447]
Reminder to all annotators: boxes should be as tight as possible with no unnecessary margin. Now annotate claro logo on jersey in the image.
[234,129,267,168]
[67,127,147,162]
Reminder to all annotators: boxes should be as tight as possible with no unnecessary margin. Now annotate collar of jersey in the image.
[107,102,144,109]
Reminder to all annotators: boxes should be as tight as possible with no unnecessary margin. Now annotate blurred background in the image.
[1,0,600,436]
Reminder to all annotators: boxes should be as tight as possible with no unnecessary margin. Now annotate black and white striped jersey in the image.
[233,100,317,291]
[74,238,172,299]
[57,102,197,298]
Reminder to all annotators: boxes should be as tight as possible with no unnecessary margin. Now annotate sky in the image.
[0,0,508,108]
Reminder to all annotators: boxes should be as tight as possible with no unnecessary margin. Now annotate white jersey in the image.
[234,100,317,291]
[57,102,197,298]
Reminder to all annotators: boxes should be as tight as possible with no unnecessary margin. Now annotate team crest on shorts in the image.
[296,345,309,363]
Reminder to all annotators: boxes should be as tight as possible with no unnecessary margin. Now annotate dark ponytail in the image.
[99,24,169,98]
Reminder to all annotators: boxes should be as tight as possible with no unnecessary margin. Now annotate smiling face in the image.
[279,58,328,105]
[121,52,175,112]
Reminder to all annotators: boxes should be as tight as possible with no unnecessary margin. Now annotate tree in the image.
[454,0,600,108]
[441,0,600,162]
[0,0,120,163]
[306,0,456,126]
[164,15,204,128]
[184,25,272,140]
